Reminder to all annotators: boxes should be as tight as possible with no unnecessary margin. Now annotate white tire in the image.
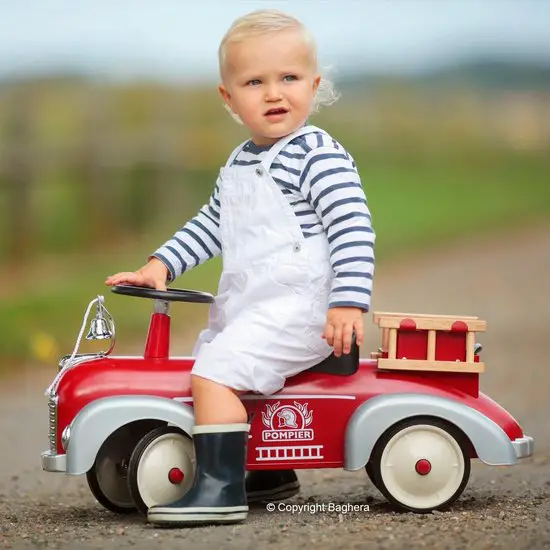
[127,426,195,515]
[371,418,471,513]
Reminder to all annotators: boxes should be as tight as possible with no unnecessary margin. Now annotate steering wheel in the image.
[111,285,214,304]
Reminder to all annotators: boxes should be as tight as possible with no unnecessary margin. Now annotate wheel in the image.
[87,468,134,515]
[86,431,137,514]
[365,461,380,490]
[370,417,471,513]
[127,426,195,515]
[86,421,162,514]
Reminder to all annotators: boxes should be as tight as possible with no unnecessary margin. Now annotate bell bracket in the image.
[45,295,116,397]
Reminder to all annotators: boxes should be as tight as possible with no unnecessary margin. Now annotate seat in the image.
[306,339,359,376]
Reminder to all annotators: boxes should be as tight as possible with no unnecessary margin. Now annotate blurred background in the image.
[0,0,549,370]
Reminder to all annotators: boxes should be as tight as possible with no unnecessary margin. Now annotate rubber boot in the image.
[147,423,249,526]
[246,470,300,503]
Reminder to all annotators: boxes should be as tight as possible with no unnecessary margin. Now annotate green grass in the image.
[365,153,550,258]
[1,151,549,367]
[0,245,221,368]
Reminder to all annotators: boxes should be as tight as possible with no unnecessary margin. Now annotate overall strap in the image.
[223,139,250,168]
[261,125,324,169]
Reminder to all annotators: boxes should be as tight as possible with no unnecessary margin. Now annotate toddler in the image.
[106,9,375,526]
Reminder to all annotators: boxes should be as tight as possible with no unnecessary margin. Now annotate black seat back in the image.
[307,340,359,376]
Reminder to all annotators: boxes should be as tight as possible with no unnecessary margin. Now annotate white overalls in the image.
[191,125,334,395]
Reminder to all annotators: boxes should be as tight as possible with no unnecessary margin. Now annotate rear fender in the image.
[344,393,517,470]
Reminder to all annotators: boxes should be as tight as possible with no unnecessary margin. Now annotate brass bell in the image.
[86,301,114,341]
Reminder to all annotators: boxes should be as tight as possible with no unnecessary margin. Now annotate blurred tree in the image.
[3,88,35,266]
[75,91,117,245]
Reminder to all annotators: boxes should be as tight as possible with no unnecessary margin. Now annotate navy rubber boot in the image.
[147,423,249,526]
[246,470,300,503]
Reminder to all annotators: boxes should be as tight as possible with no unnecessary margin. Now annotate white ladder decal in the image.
[256,445,324,461]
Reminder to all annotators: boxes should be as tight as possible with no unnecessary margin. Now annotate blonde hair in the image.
[218,9,339,120]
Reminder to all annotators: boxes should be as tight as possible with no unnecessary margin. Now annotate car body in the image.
[41,288,534,515]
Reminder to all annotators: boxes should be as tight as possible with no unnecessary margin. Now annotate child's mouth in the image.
[265,108,288,117]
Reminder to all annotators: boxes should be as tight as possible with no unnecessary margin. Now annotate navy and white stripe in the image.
[153,130,375,311]
[153,187,222,282]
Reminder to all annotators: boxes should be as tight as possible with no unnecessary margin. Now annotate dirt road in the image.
[1,223,549,549]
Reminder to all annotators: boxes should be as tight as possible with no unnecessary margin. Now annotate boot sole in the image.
[247,481,300,503]
[148,506,248,525]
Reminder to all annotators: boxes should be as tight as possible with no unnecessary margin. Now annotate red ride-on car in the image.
[41,285,534,515]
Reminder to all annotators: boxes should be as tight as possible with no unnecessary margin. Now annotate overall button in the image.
[255,167,263,177]
[293,243,301,252]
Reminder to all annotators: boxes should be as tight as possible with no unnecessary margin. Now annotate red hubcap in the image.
[415,459,431,475]
[168,467,184,484]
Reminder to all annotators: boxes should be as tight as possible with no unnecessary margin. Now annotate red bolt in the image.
[415,459,432,475]
[168,467,184,484]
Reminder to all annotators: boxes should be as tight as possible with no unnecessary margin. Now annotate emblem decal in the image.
[261,401,314,442]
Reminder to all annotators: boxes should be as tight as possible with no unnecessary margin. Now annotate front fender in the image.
[344,393,517,470]
[65,395,195,475]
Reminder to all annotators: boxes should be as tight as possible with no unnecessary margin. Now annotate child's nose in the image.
[265,84,283,101]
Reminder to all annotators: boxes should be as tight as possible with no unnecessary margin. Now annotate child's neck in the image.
[249,122,309,148]
[246,140,272,153]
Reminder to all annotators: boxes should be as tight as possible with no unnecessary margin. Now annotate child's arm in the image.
[300,146,375,355]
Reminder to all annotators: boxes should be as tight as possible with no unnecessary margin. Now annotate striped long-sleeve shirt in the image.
[153,129,375,311]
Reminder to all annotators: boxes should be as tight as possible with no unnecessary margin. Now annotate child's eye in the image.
[247,79,261,86]
[283,75,298,82]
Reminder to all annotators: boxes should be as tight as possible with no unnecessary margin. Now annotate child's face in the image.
[219,29,321,145]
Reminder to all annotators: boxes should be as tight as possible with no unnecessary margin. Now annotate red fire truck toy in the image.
[41,286,534,514]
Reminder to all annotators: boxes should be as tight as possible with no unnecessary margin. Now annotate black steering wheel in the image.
[111,285,214,304]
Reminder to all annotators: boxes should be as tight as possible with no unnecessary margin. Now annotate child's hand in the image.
[323,306,364,357]
[105,258,169,291]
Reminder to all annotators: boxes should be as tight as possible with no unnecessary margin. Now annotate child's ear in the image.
[312,75,321,94]
[218,83,234,112]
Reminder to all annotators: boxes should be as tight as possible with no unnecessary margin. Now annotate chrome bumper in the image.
[512,435,534,459]
[41,450,67,473]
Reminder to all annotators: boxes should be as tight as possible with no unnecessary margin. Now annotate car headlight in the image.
[61,424,71,451]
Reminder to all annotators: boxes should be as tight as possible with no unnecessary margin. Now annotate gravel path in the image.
[1,223,549,549]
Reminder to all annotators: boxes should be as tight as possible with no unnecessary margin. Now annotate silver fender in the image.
[65,395,194,475]
[344,393,517,470]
